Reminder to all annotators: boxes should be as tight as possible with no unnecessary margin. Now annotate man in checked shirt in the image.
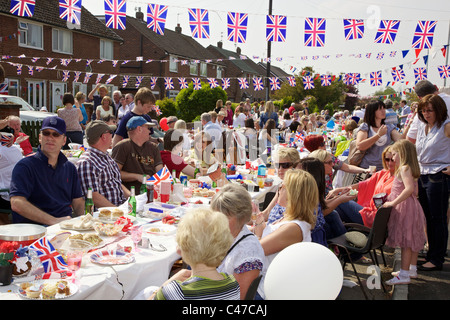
[76,120,129,209]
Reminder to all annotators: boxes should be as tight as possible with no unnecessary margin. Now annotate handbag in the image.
[347,139,366,166]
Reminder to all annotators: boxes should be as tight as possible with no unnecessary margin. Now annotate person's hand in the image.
[326,187,350,200]
[382,201,394,208]
[335,190,357,203]
[170,269,192,282]
[443,166,450,176]
[14,135,29,144]
[377,124,388,137]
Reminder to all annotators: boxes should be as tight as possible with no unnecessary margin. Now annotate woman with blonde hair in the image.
[254,169,317,265]
[95,95,114,121]
[174,120,190,156]
[74,92,88,131]
[259,100,279,128]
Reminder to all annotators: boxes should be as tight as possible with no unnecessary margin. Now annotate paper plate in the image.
[90,249,135,265]
[17,281,78,300]
[145,224,176,236]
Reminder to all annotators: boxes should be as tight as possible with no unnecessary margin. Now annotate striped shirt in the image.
[155,273,240,300]
[76,147,126,207]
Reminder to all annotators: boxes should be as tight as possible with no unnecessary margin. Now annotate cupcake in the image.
[41,283,57,299]
[25,284,42,299]
[57,280,71,296]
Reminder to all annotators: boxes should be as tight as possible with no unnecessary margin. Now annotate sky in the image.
[82,0,450,96]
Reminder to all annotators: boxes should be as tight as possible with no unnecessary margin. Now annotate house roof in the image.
[0,0,122,42]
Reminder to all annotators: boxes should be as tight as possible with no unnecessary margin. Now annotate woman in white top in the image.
[233,105,246,129]
[96,96,114,121]
[254,169,317,265]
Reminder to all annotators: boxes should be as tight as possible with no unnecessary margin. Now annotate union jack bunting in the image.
[122,75,130,88]
[304,17,326,47]
[10,0,35,17]
[347,73,361,85]
[59,0,82,25]
[147,166,173,185]
[112,60,119,67]
[269,77,281,90]
[412,21,437,49]
[238,78,249,89]
[164,77,174,90]
[287,76,296,87]
[95,74,105,84]
[438,65,450,79]
[374,20,400,44]
[303,76,315,89]
[222,78,230,90]
[135,76,144,88]
[16,64,22,75]
[414,67,427,81]
[207,78,219,88]
[320,74,331,86]
[180,60,188,65]
[83,73,92,84]
[376,52,385,60]
[343,19,364,40]
[29,237,68,273]
[266,15,287,42]
[253,77,264,91]
[391,68,406,82]
[46,57,53,65]
[153,105,162,116]
[105,74,117,84]
[0,82,8,94]
[104,0,127,30]
[369,71,382,86]
[28,66,34,75]
[192,78,202,90]
[73,71,81,82]
[227,12,248,43]
[188,8,210,39]
[343,74,351,85]
[86,59,93,66]
[62,70,70,81]
[150,77,157,89]
[178,77,188,89]
[147,3,168,35]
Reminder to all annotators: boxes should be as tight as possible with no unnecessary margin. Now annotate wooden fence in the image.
[21,120,42,148]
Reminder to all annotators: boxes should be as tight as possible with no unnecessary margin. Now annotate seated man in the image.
[10,117,84,225]
[76,120,128,209]
[201,112,222,150]
[112,116,163,191]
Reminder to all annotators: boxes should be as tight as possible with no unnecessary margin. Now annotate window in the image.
[8,79,19,97]
[52,29,73,54]
[169,55,178,73]
[200,62,207,77]
[18,21,43,49]
[217,66,224,79]
[100,39,113,60]
[190,61,198,75]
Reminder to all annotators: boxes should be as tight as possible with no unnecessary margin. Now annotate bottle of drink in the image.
[85,188,94,215]
[172,169,177,184]
[194,161,200,178]
[147,182,154,203]
[128,186,137,217]
[140,175,147,195]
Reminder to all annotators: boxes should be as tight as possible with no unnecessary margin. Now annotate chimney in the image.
[217,41,223,48]
[135,8,144,21]
[236,47,241,55]
[175,23,182,33]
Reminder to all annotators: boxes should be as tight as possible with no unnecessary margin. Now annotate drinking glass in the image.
[251,200,260,232]
[130,225,143,252]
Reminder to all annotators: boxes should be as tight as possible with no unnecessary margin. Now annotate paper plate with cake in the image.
[145,223,177,236]
[90,249,135,265]
[17,280,78,300]
[95,207,136,223]
[60,214,96,231]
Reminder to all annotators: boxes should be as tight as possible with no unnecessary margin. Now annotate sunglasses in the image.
[276,162,294,169]
[384,158,394,162]
[41,131,62,138]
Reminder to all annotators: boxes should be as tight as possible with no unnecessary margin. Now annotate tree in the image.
[373,87,401,103]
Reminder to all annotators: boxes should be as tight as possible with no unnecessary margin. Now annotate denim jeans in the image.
[335,201,364,225]
[418,171,449,267]
[324,210,347,239]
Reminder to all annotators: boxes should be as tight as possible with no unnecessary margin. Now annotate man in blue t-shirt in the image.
[9,116,84,225]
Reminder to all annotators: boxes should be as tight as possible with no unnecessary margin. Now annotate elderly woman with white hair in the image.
[211,184,267,300]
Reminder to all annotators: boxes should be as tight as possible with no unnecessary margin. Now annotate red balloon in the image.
[159,117,169,131]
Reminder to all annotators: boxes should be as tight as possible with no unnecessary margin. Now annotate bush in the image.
[155,97,177,120]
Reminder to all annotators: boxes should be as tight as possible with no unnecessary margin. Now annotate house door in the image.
[27,80,46,110]
[51,82,66,113]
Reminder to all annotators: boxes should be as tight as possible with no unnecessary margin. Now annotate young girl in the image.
[383,139,426,285]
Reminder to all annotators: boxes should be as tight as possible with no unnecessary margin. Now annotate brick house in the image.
[0,0,123,112]
[257,62,291,83]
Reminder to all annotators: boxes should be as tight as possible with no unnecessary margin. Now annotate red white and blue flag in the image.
[227,12,248,43]
[343,19,364,40]
[29,236,68,273]
[374,20,400,44]
[147,166,173,185]
[347,73,361,85]
[304,17,326,47]
[147,3,168,35]
[266,15,287,42]
[207,78,219,88]
[135,76,144,88]
[62,70,70,82]
[253,77,264,91]
[164,77,174,90]
[10,0,35,17]
[150,77,158,89]
[412,21,437,49]
[192,78,202,90]
[287,76,296,87]
[370,71,382,87]
[178,77,188,89]
[188,8,210,39]
[269,77,281,90]
[238,78,249,89]
[391,68,406,82]
[438,65,450,79]
[320,74,331,86]
[122,75,130,88]
[59,0,82,25]
[222,78,230,90]
[303,76,315,89]
[104,0,127,30]
[0,82,8,95]
[414,67,427,81]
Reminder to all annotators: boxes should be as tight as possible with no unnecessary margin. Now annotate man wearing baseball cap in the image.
[76,120,128,209]
[10,116,84,225]
[111,116,163,192]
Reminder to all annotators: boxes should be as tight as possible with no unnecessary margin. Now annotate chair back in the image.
[365,206,392,250]
[244,275,262,300]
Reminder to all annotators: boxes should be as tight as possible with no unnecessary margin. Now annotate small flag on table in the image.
[29,236,68,273]
[147,166,173,185]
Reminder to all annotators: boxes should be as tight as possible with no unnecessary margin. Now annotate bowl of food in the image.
[93,222,126,236]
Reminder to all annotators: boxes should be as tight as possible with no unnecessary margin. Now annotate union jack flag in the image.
[16,64,22,75]
[0,82,8,94]
[343,19,364,40]
[1,133,13,145]
[266,15,287,42]
[374,20,400,44]
[222,78,230,90]
[178,77,188,89]
[295,132,304,142]
[287,76,296,87]
[150,77,157,89]
[438,65,450,79]
[147,4,168,35]
[376,52,385,60]
[29,236,68,273]
[83,72,92,84]
[122,75,130,88]
[303,76,315,89]
[347,73,361,85]
[207,78,219,88]
[28,66,34,75]
[391,68,405,82]
[135,76,144,88]
[304,17,326,47]
[238,78,249,89]
[412,21,437,49]
[192,78,202,90]
[188,8,210,39]
[414,67,427,81]
[269,77,280,90]
[59,0,82,25]
[164,77,174,90]
[147,166,173,185]
[73,71,81,82]
[320,74,331,86]
[104,0,127,30]
[10,0,35,17]
[253,77,264,91]
[105,74,117,84]
[370,71,382,86]
[153,105,162,116]
[62,70,70,82]
[227,12,248,43]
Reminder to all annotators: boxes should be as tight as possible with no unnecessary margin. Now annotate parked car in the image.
[0,95,55,122]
